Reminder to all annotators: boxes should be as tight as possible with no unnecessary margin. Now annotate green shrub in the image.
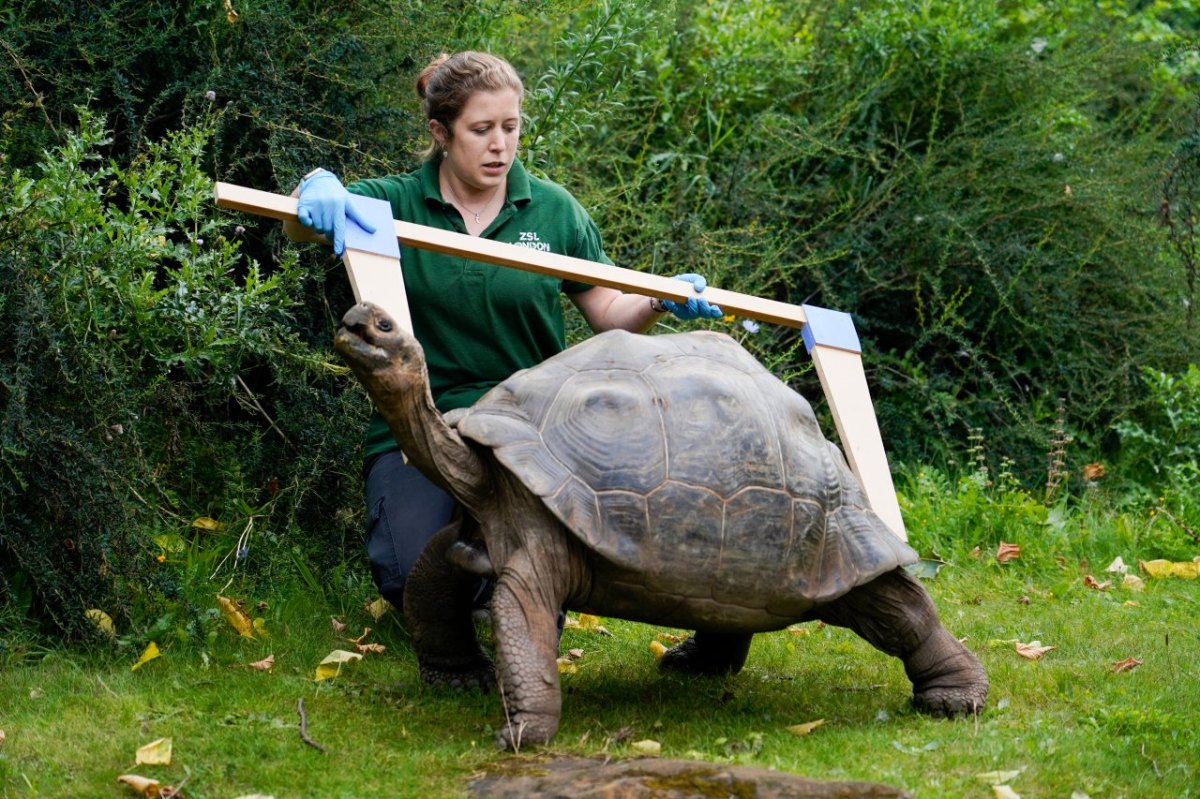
[505,0,1197,483]
[1113,365,1200,559]
[0,110,365,640]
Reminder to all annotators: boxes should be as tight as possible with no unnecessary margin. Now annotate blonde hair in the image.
[416,51,524,161]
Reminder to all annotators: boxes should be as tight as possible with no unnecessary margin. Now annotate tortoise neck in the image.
[372,376,491,511]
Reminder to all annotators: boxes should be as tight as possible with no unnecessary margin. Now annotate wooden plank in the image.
[213,180,907,539]
[213,181,807,328]
[340,248,414,335]
[809,345,907,539]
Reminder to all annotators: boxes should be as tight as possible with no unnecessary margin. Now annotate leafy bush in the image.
[1113,365,1200,559]
[0,110,365,639]
[504,0,1198,483]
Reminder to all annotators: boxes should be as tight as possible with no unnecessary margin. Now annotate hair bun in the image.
[416,53,451,99]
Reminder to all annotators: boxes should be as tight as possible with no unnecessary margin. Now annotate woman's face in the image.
[435,87,521,193]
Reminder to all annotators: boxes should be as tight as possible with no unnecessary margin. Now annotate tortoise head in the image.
[334,303,426,393]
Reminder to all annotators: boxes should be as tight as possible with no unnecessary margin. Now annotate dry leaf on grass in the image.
[564,613,611,636]
[1082,575,1111,591]
[0,729,6,747]
[630,739,661,755]
[992,786,1021,799]
[1139,558,1200,580]
[364,597,394,620]
[314,650,362,681]
[131,642,161,672]
[1111,657,1143,673]
[330,616,346,633]
[116,774,180,798]
[217,595,254,639]
[248,654,275,671]
[190,516,223,532]
[355,642,386,654]
[135,737,172,765]
[556,657,578,674]
[648,640,667,662]
[1015,641,1056,660]
[975,770,1022,784]
[785,719,825,736]
[996,542,1021,564]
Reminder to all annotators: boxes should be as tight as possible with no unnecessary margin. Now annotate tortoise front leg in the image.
[490,548,564,750]
[403,522,495,690]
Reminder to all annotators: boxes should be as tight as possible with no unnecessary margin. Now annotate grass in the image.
[1,561,1198,798]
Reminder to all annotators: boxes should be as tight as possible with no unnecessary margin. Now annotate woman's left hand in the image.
[661,273,723,320]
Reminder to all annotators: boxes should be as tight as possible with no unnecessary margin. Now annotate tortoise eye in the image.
[377,318,393,332]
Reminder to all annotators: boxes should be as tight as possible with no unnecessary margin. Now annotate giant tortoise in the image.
[333,302,987,750]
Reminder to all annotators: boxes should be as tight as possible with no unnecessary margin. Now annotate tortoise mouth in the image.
[334,323,391,368]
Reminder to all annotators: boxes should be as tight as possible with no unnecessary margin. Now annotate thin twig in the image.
[297,698,326,754]
[236,375,292,447]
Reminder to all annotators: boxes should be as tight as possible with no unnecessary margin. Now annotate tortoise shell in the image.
[456,329,916,607]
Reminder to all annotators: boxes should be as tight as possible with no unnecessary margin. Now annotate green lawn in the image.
[1,563,1197,798]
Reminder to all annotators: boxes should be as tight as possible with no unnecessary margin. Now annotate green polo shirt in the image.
[348,158,609,458]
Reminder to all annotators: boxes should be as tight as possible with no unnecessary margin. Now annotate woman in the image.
[286,51,721,617]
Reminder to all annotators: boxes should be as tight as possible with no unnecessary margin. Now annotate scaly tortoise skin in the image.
[334,302,988,750]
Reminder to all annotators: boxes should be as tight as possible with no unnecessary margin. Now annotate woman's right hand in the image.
[296,169,377,256]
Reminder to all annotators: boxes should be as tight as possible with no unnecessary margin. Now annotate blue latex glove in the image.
[296,169,377,256]
[661,273,723,320]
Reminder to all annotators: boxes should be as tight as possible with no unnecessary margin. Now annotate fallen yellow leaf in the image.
[248,654,275,671]
[135,737,172,766]
[556,657,578,674]
[975,770,1022,784]
[1112,657,1143,673]
[116,774,162,798]
[648,640,667,662]
[1139,558,1200,580]
[131,642,161,672]
[993,786,1021,799]
[364,598,394,621]
[191,516,223,531]
[786,719,825,736]
[217,595,254,639]
[1015,640,1055,660]
[1122,574,1145,592]
[350,626,373,644]
[314,650,362,681]
[86,608,116,639]
[630,739,661,755]
[0,729,6,747]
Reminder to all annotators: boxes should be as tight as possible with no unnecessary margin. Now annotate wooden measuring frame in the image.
[213,182,908,540]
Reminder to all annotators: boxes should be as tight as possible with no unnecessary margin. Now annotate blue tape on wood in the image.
[800,304,861,354]
[343,195,400,258]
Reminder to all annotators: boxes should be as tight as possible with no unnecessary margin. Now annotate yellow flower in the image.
[156,553,167,563]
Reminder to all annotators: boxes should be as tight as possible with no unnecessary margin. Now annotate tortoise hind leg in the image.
[404,522,495,691]
[660,630,753,676]
[808,567,987,716]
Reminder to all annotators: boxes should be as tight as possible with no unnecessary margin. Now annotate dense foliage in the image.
[1,0,1197,641]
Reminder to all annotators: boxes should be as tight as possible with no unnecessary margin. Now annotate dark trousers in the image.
[363,449,456,609]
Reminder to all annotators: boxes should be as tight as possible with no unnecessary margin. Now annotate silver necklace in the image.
[444,178,502,225]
